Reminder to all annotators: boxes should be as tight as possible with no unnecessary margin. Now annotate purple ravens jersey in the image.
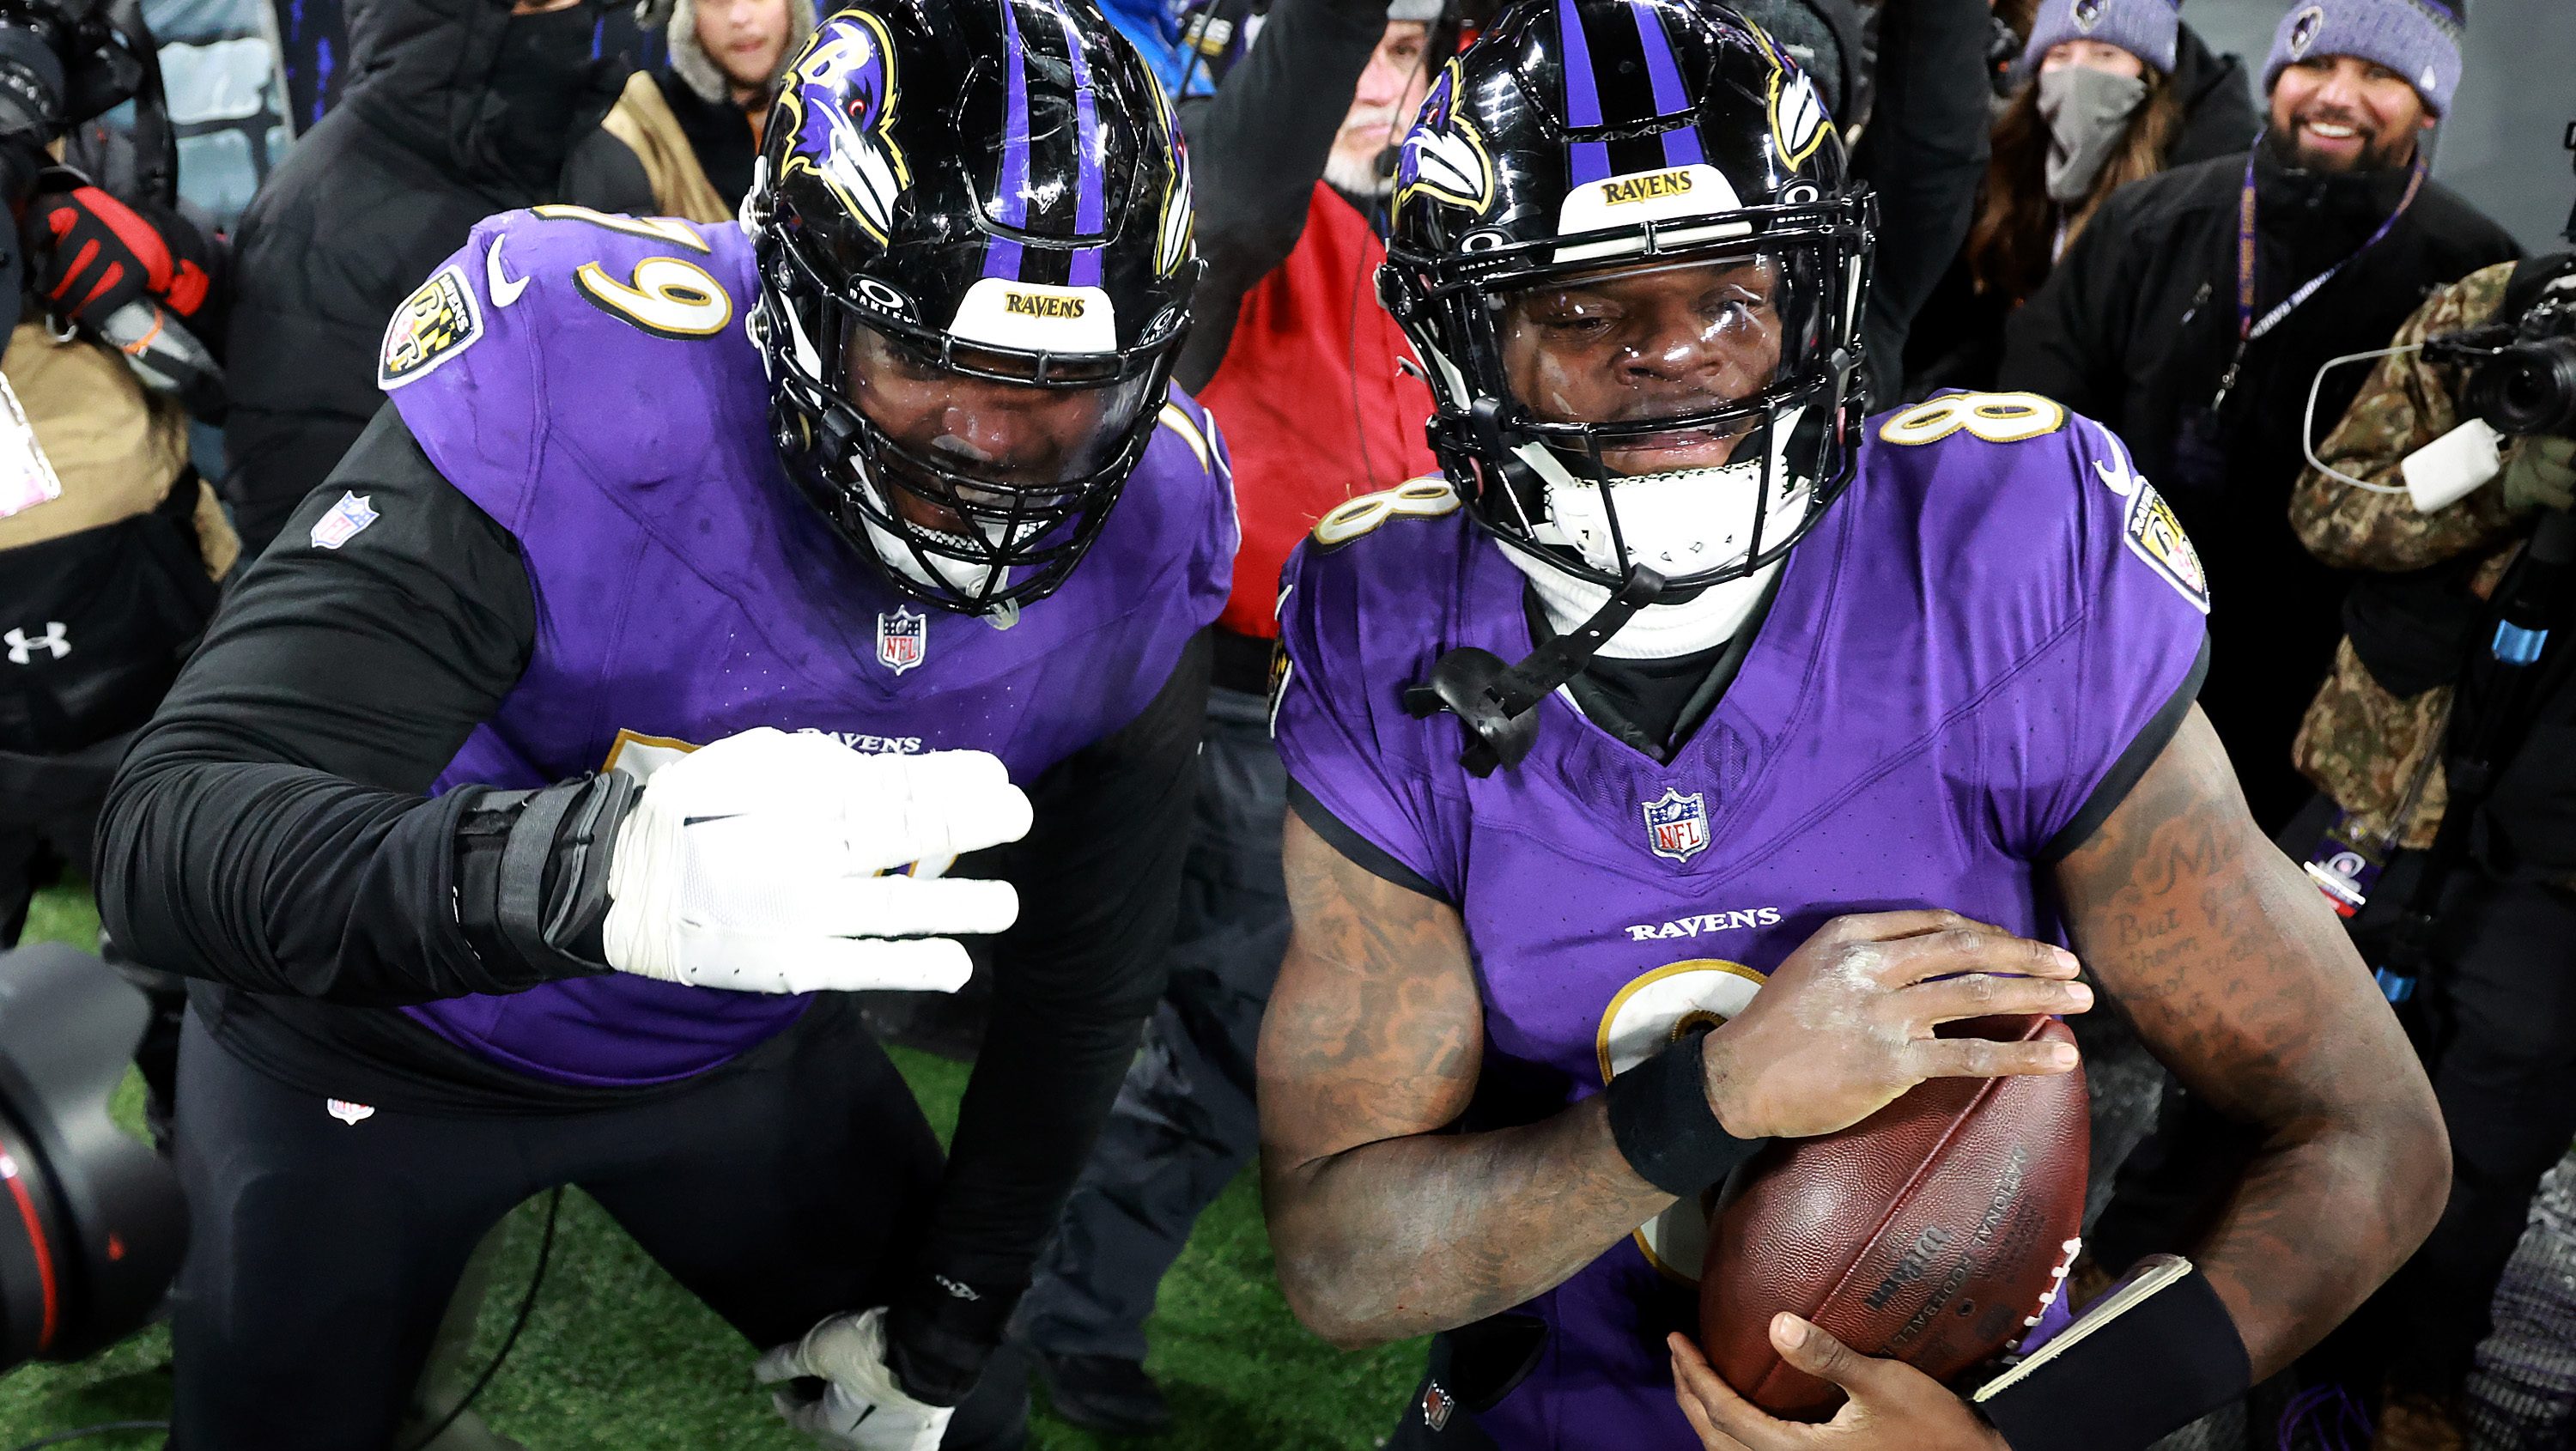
[377,206,1235,1087]
[1273,397,2208,1448]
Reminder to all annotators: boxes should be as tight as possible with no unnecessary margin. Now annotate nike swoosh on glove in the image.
[601,727,1031,994]
[756,1307,955,1451]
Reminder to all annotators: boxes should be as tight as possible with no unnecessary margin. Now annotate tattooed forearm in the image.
[1258,813,1674,1348]
[2054,707,2449,1376]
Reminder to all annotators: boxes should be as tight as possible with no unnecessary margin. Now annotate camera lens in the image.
[2469,336,2576,438]
[0,945,185,1372]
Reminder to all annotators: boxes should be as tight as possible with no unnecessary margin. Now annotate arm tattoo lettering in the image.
[2053,707,2448,1376]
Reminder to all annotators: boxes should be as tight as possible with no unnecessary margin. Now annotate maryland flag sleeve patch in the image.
[378,265,484,391]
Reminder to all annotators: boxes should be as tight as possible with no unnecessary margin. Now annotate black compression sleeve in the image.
[95,404,550,1005]
[887,632,1213,1401]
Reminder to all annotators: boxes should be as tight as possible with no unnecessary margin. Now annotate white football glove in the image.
[755,1306,954,1451]
[601,728,1030,994]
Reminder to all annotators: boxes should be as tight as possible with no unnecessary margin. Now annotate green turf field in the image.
[0,883,1424,1450]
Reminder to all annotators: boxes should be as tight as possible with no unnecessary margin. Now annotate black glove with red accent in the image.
[27,184,215,328]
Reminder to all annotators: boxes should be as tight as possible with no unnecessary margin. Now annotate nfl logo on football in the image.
[877,607,927,675]
[1641,787,1710,863]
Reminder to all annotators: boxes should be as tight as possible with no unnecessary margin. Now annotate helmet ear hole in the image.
[1376,262,1413,319]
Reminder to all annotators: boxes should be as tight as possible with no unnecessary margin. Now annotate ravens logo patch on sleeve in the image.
[2123,480,2211,615]
[378,265,483,390]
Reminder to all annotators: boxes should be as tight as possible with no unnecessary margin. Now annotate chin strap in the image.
[1404,563,1664,777]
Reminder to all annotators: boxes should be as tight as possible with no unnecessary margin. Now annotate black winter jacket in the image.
[2166,23,2260,171]
[2000,141,2519,829]
[221,0,650,556]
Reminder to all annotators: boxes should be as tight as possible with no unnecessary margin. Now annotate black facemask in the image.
[485,2,611,185]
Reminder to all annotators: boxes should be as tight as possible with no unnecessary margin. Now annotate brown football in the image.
[1698,1015,2088,1418]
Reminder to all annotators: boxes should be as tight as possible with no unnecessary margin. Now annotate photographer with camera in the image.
[0,0,222,1410]
[2,170,234,945]
[0,3,235,1150]
[2282,228,2576,1449]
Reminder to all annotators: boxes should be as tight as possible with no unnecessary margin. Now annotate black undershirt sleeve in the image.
[890,631,1215,1401]
[95,404,546,1005]
[2036,634,2212,863]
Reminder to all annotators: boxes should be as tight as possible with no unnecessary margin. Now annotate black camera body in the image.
[2460,294,2576,440]
[2415,125,2576,441]
[2425,258,2576,441]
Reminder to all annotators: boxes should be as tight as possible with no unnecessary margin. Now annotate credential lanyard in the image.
[2209,147,2427,410]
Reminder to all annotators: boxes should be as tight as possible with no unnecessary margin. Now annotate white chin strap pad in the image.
[853,463,1034,603]
[860,507,1012,601]
[1521,406,1811,580]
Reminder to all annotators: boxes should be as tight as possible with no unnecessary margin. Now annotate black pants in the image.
[0,736,118,949]
[167,1005,1027,1450]
[2380,871,2576,1393]
[1,734,183,1126]
[1012,686,1290,1364]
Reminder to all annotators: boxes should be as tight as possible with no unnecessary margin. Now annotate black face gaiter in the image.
[485,1,609,188]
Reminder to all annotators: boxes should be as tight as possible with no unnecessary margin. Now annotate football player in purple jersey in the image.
[1255,2,2445,1448]
[92,3,1234,1448]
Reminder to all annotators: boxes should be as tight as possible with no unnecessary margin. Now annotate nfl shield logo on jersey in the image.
[1642,788,1710,863]
[310,491,378,550]
[1420,1381,1455,1431]
[877,607,927,675]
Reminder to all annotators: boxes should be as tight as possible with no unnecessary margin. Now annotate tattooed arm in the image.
[2054,706,2449,1375]
[1257,813,1670,1348]
[1260,813,2090,1349]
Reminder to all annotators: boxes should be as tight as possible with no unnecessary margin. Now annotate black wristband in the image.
[452,773,638,984]
[1974,1259,2251,1451]
[1602,1030,1765,1198]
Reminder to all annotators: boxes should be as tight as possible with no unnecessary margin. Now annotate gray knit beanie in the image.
[668,0,818,106]
[2020,0,2180,76]
[2260,0,2463,115]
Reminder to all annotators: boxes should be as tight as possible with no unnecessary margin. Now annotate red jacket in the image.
[1199,182,1439,640]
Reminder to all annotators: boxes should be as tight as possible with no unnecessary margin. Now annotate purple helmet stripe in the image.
[1555,0,1602,126]
[1055,3,1107,287]
[1556,1,1612,183]
[981,0,1032,281]
[1631,2,1705,167]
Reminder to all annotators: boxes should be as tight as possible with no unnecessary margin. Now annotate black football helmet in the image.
[748,0,1199,614]
[1377,0,1872,605]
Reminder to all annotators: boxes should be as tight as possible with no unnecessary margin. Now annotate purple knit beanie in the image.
[2262,0,2464,115]
[2020,0,2181,76]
